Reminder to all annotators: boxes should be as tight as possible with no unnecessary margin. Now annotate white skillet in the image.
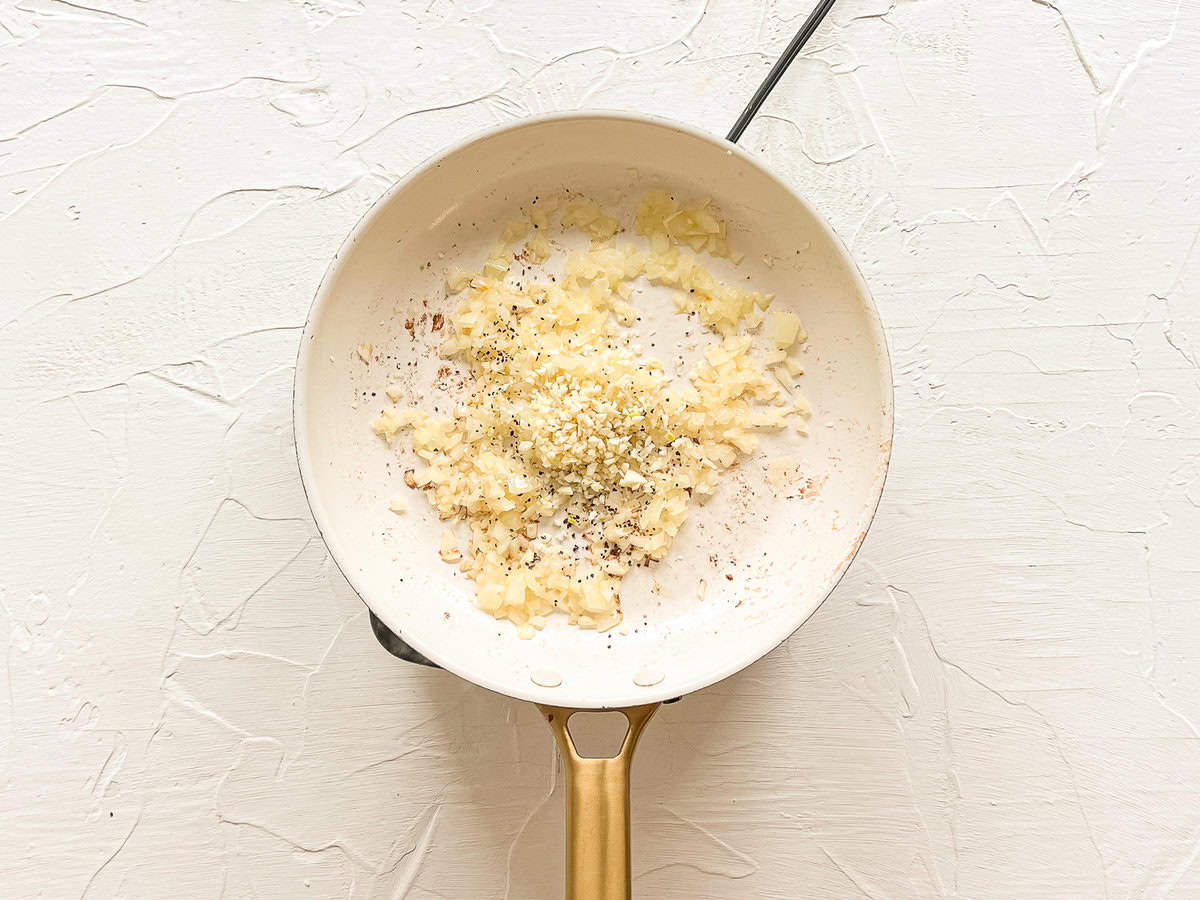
[294,11,891,896]
[297,112,891,705]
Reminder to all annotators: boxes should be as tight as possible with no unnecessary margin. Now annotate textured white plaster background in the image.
[2,0,1199,897]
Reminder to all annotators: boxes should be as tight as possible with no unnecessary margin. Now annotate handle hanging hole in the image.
[565,710,631,759]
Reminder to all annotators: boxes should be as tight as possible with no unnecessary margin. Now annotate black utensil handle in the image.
[369,610,440,668]
[726,0,837,144]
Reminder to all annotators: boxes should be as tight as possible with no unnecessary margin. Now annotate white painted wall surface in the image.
[2,0,1199,896]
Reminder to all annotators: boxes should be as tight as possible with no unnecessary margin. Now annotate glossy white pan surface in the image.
[295,113,892,709]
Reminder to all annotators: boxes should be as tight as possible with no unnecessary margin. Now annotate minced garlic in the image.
[371,193,811,636]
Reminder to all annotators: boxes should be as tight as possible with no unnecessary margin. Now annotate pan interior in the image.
[295,115,892,708]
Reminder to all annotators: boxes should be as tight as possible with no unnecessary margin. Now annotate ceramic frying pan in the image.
[294,112,892,897]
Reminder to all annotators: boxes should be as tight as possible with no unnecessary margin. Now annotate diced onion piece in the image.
[770,311,805,349]
[439,529,462,563]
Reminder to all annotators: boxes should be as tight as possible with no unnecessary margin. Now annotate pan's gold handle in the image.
[539,703,660,900]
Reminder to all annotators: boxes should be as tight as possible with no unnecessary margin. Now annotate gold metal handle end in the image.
[539,703,660,900]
